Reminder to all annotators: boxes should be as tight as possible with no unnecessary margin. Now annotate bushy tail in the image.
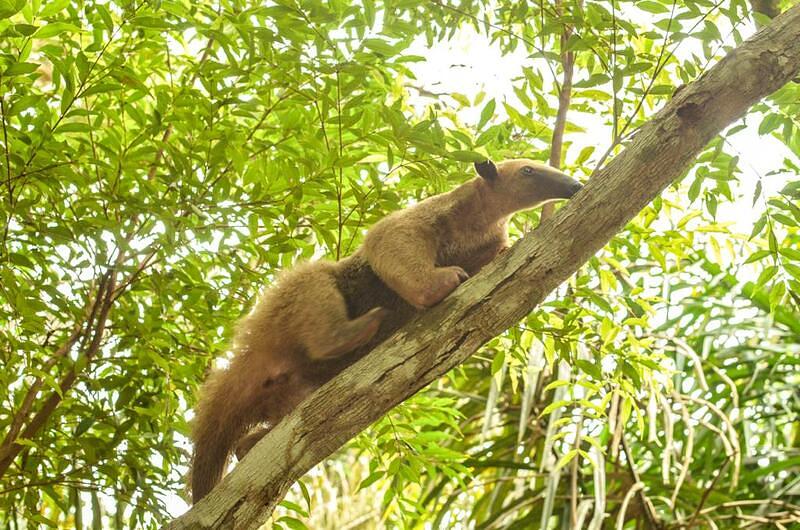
[190,370,250,504]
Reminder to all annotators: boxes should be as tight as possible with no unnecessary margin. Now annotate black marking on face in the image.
[524,165,582,199]
[542,169,582,199]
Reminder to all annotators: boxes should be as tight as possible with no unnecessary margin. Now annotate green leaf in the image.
[9,252,35,269]
[277,517,308,530]
[637,1,670,13]
[362,38,396,55]
[772,213,797,227]
[576,359,601,379]
[131,16,173,29]
[620,362,642,388]
[55,122,92,134]
[758,114,781,136]
[34,22,81,38]
[576,145,595,165]
[0,0,25,19]
[278,501,308,518]
[743,249,772,264]
[3,62,40,76]
[750,214,767,239]
[756,265,778,288]
[478,98,496,130]
[448,150,485,162]
[491,350,505,375]
[554,449,579,471]
[539,400,571,417]
[40,0,70,17]
[752,179,762,206]
[574,73,610,88]
[779,248,800,261]
[13,23,38,36]
[75,417,94,436]
[768,281,785,311]
[357,471,384,491]
[783,263,800,282]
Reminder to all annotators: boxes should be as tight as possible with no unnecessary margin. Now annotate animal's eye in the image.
[522,166,536,176]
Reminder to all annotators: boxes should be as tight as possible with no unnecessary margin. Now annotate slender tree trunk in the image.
[166,6,800,529]
[540,0,579,224]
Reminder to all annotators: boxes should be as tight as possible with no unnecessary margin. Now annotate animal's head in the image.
[474,158,582,213]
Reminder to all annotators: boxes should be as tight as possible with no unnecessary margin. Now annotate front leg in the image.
[461,238,510,276]
[363,222,468,308]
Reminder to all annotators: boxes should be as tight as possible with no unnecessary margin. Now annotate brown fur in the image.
[190,159,581,503]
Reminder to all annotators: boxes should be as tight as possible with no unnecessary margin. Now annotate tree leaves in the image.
[33,21,81,39]
[1,0,799,528]
[0,0,24,19]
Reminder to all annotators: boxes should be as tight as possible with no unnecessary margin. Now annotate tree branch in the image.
[540,0,579,224]
[620,435,659,529]
[166,7,800,529]
[0,281,101,461]
[0,269,118,478]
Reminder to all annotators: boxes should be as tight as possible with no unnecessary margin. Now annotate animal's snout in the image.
[567,181,583,197]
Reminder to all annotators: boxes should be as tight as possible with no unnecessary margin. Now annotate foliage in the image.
[0,0,798,528]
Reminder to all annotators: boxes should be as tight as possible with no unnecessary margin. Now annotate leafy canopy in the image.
[0,0,798,528]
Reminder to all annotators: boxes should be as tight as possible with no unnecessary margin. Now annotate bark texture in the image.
[166,7,800,529]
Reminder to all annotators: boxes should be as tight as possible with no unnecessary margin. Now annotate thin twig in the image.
[687,457,730,527]
[335,69,344,260]
[621,435,660,529]
[669,392,695,510]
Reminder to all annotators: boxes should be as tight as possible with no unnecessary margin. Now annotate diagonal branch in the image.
[166,6,800,529]
[0,280,102,461]
[0,269,118,478]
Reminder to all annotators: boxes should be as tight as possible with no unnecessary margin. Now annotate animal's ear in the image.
[474,160,498,181]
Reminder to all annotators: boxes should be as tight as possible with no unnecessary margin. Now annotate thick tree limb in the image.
[166,7,800,529]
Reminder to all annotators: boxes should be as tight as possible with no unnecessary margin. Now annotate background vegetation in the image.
[0,0,798,528]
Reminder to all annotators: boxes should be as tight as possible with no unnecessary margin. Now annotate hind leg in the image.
[285,266,389,360]
[308,306,389,359]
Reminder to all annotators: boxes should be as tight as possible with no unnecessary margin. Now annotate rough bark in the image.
[166,7,800,529]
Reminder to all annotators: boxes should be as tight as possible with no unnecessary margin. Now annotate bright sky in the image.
[405,24,795,236]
